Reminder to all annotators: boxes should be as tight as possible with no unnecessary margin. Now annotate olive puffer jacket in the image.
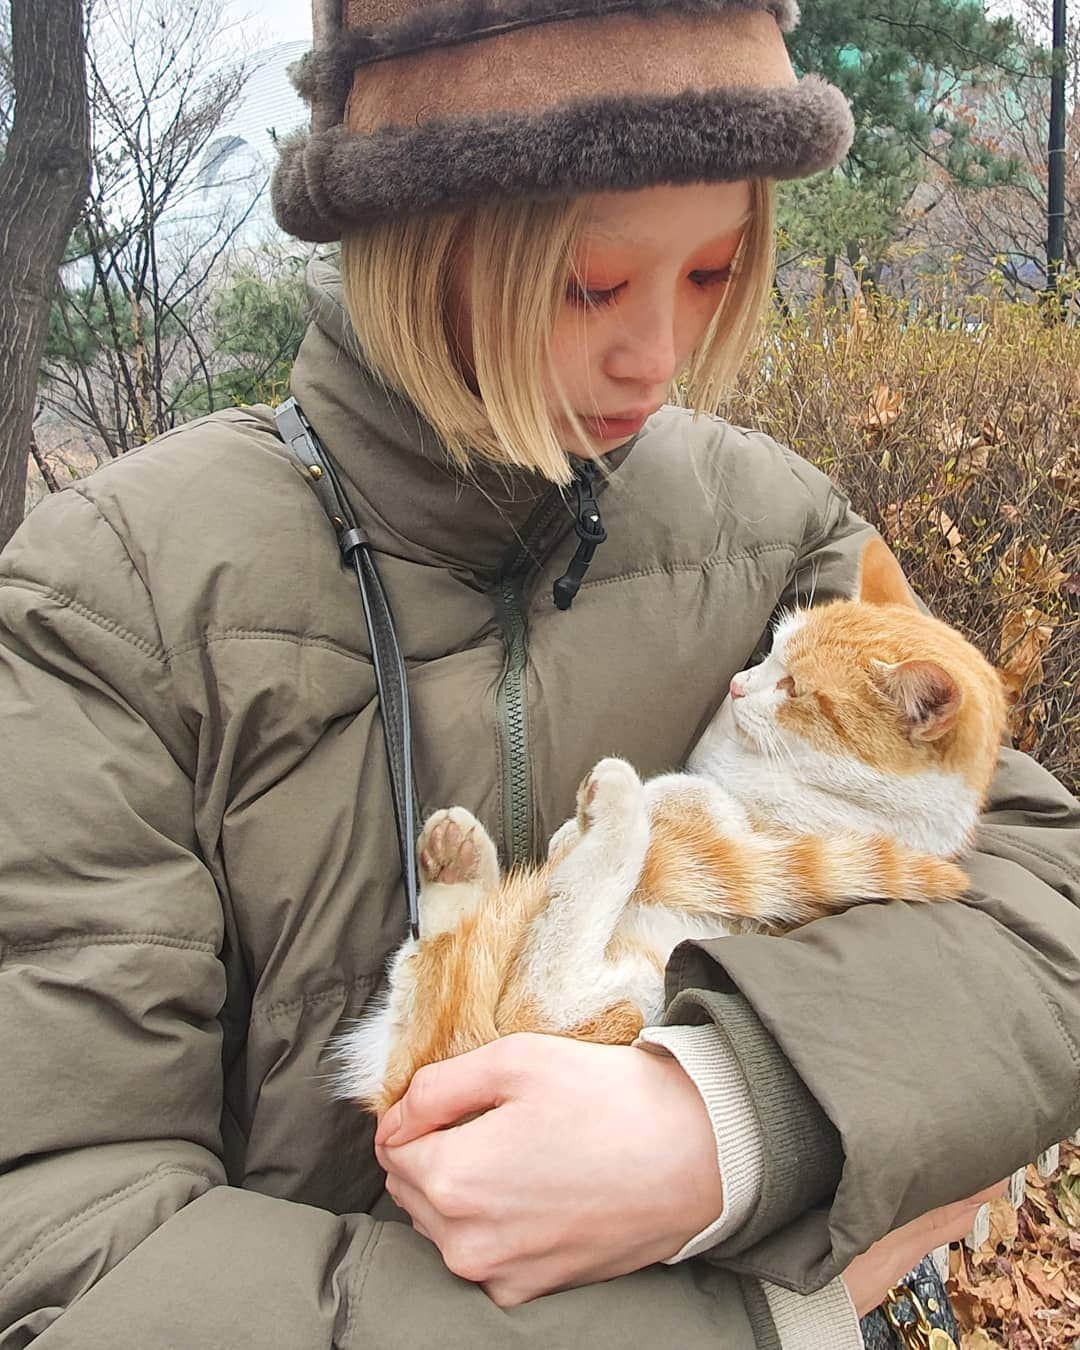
[1,254,1078,1349]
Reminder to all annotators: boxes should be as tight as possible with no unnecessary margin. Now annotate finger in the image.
[907,1179,1012,1249]
[483,1278,532,1310]
[973,1178,1009,1205]
[938,1180,1009,1231]
[378,1043,509,1147]
[383,1168,446,1239]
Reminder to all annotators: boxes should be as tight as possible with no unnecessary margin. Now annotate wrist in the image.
[641,1046,725,1248]
[637,1022,765,1261]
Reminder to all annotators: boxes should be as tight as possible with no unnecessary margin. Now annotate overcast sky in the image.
[227,0,312,48]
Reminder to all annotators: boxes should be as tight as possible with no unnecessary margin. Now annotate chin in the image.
[723,701,761,753]
[689,697,740,770]
[715,697,737,738]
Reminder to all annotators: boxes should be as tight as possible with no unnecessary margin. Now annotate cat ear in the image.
[857,535,918,609]
[871,658,963,742]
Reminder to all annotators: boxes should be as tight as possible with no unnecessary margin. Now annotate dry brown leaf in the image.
[935,419,974,457]
[1015,543,1070,596]
[1049,448,1079,508]
[958,441,992,477]
[1018,1255,1068,1306]
[885,497,925,542]
[987,1197,1020,1252]
[1017,699,1048,755]
[980,415,1008,446]
[855,382,904,433]
[938,510,973,572]
[1012,1270,1043,1341]
[932,420,993,480]
[998,608,1054,704]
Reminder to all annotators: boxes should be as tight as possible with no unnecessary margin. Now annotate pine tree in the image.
[778,0,1027,293]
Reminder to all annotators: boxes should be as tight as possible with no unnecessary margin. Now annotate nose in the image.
[729,675,746,699]
[603,303,680,391]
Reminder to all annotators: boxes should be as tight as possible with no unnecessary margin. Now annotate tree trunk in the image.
[771,270,793,321]
[846,239,883,312]
[823,253,839,306]
[0,0,90,552]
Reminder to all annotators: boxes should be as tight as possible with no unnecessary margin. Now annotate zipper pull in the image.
[553,462,607,611]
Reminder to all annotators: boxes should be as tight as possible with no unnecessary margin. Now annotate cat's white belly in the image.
[610,903,738,1024]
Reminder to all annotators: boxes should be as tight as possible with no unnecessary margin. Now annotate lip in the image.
[581,409,653,437]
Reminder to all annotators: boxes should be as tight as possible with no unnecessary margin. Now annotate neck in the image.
[687,705,978,856]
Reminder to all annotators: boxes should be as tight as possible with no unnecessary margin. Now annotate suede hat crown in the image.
[271,0,854,242]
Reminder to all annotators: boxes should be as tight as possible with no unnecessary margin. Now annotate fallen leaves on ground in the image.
[949,1143,1080,1349]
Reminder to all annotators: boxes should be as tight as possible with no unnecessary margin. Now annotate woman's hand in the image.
[842,1179,1008,1317]
[374,1032,723,1308]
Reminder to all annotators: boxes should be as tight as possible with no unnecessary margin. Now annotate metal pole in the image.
[1046,0,1067,307]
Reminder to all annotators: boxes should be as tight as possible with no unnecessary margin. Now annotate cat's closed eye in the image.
[776,675,798,697]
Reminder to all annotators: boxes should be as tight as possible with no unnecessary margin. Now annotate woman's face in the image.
[451,180,753,454]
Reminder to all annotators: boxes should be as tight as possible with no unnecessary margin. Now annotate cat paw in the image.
[575,757,644,834]
[418,807,499,891]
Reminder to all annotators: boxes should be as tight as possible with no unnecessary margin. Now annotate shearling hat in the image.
[271,0,854,242]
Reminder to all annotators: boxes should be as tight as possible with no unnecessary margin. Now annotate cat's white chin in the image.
[688,696,753,771]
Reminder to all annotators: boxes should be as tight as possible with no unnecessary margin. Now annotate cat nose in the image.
[729,675,746,699]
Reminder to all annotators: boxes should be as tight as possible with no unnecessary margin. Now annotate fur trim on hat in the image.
[292,0,800,125]
[271,75,852,242]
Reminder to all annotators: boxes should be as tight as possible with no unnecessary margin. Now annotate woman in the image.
[1,0,1077,1345]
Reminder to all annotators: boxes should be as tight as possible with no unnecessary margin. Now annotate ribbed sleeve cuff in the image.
[657,985,844,1290]
[634,1023,764,1260]
[763,1277,863,1350]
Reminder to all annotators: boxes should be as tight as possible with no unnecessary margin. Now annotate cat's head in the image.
[721,536,1007,809]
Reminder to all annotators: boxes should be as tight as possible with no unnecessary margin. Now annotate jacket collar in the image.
[287,252,640,580]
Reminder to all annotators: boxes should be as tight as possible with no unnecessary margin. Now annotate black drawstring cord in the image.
[553,461,607,611]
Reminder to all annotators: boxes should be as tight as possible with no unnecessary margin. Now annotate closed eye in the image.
[776,675,797,697]
[567,267,733,310]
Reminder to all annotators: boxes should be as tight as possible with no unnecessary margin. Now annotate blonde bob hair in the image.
[339,178,775,487]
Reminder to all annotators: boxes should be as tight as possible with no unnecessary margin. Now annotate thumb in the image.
[376,1043,509,1148]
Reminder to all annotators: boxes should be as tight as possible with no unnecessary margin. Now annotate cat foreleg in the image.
[521,758,651,1026]
[332,807,502,1112]
[546,815,581,863]
[416,806,500,938]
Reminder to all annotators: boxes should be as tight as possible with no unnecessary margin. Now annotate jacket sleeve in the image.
[653,450,1080,1293]
[0,486,771,1350]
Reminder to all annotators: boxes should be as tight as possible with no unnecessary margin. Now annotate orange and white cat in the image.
[333,538,1007,1113]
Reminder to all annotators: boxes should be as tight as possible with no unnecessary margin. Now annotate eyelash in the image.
[567,268,733,310]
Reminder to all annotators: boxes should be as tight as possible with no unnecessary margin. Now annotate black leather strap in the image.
[275,397,421,939]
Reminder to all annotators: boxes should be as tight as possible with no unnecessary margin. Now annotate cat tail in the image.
[745,833,970,925]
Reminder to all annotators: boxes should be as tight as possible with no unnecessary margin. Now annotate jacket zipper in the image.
[493,482,578,866]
